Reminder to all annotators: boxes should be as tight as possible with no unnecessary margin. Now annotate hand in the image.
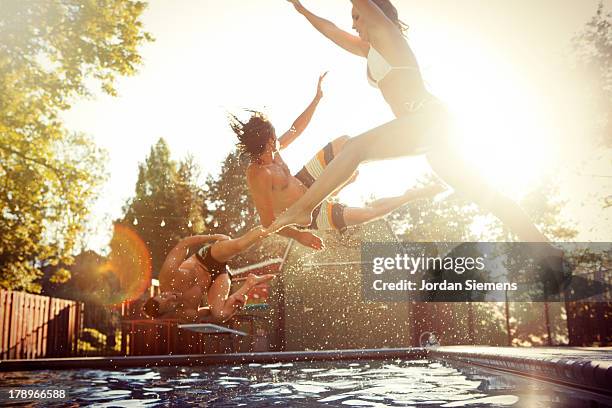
[227,293,248,311]
[286,0,304,11]
[297,231,324,250]
[315,71,328,100]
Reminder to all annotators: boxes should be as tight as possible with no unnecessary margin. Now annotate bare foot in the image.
[245,273,276,288]
[408,183,446,198]
[265,206,313,234]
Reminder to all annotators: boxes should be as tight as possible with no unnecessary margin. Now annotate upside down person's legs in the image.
[207,273,275,323]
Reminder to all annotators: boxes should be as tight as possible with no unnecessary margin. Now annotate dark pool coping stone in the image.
[3,346,610,397]
[428,346,612,396]
[0,347,426,372]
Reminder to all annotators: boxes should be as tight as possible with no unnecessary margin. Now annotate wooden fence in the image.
[0,290,81,359]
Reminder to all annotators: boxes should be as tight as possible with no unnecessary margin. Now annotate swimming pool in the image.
[1,355,609,407]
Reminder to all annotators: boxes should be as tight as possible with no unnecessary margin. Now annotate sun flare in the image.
[443,61,556,197]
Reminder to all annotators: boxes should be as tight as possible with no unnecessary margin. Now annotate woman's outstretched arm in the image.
[287,0,369,56]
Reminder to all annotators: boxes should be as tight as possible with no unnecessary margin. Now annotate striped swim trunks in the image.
[309,200,347,231]
[294,141,347,231]
[294,141,335,188]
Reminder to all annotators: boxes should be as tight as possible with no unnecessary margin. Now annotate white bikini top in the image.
[367,46,419,88]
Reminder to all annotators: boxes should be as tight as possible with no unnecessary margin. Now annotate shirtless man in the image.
[143,227,274,323]
[230,73,445,249]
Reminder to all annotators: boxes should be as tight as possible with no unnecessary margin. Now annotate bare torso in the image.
[249,154,307,215]
[159,255,212,311]
[370,37,432,118]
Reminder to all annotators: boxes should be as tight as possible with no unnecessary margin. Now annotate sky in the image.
[61,0,612,252]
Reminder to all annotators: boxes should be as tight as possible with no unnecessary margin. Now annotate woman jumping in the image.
[268,0,566,288]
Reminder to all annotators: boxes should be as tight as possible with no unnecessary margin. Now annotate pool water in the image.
[0,359,609,407]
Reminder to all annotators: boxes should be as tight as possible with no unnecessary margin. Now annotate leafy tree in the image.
[205,150,259,235]
[117,139,208,278]
[42,250,119,305]
[0,0,151,292]
[494,181,578,242]
[386,176,483,242]
[573,2,612,147]
[175,155,207,235]
[386,176,578,346]
[0,132,107,292]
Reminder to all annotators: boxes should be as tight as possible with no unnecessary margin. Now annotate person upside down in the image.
[143,227,275,323]
[230,73,445,249]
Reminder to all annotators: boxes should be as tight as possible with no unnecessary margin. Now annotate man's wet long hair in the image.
[373,0,409,34]
[229,110,275,159]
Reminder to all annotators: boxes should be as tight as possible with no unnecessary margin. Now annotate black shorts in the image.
[195,244,231,280]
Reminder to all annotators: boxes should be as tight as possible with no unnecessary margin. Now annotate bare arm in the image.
[247,167,324,249]
[278,72,327,150]
[288,0,369,57]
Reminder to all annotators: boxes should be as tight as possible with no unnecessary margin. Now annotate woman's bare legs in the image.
[267,103,557,243]
[426,147,549,242]
[329,135,358,196]
[426,146,566,290]
[266,107,438,233]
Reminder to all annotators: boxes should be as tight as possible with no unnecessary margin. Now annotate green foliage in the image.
[45,250,121,304]
[573,2,612,147]
[0,131,107,292]
[117,139,207,277]
[493,180,578,242]
[386,177,484,242]
[0,0,151,292]
[176,156,207,234]
[205,150,259,235]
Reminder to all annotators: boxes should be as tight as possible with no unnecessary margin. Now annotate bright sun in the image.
[442,60,556,198]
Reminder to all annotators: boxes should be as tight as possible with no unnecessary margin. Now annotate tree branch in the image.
[0,142,68,192]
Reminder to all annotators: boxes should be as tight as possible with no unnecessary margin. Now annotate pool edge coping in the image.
[0,347,426,372]
[428,347,612,397]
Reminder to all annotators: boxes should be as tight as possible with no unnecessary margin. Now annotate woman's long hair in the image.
[372,0,409,34]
